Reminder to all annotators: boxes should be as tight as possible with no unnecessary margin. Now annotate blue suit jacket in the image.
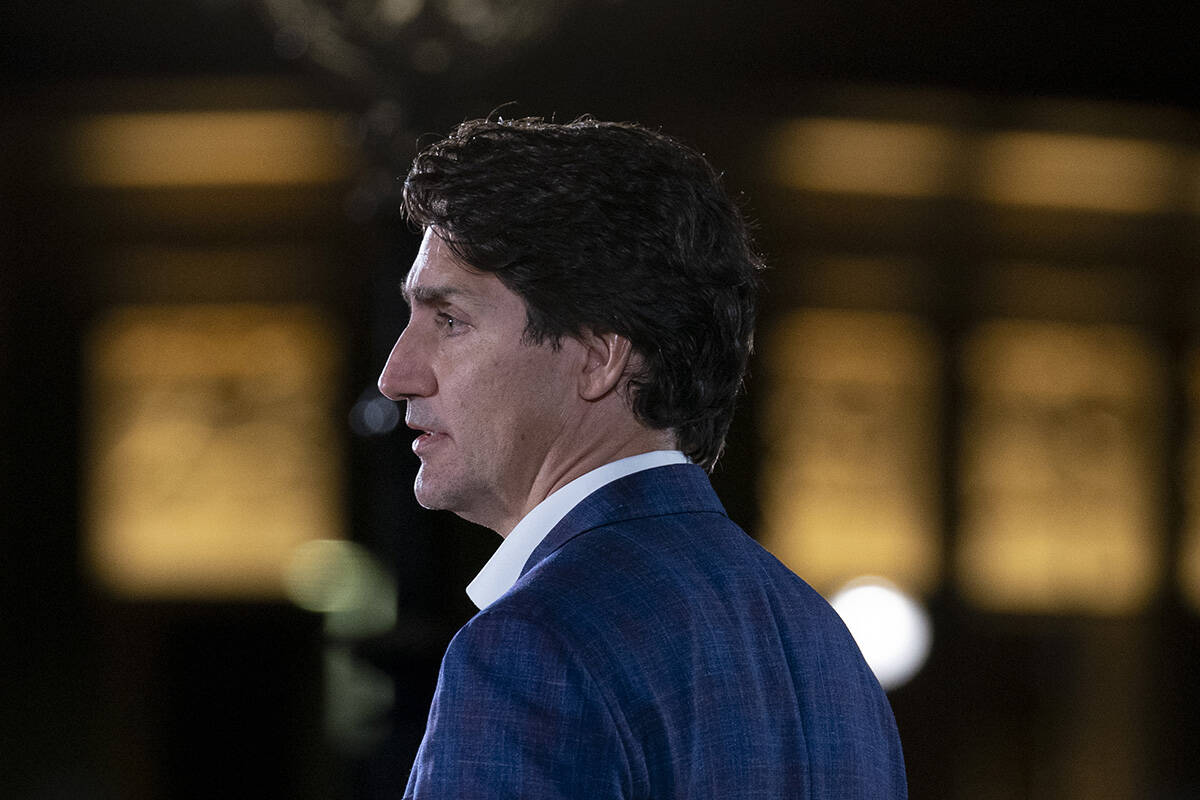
[405,464,907,798]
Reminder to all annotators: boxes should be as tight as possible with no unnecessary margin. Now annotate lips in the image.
[412,431,444,456]
[407,419,447,457]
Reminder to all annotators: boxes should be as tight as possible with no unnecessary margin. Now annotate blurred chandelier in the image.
[258,0,577,89]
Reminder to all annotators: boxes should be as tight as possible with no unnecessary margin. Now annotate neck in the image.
[491,426,678,536]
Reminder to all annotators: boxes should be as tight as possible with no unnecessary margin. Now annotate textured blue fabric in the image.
[404,464,907,799]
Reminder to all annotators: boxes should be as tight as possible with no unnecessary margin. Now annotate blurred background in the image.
[2,1,1198,798]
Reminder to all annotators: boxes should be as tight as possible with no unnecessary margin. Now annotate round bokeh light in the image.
[829,577,932,691]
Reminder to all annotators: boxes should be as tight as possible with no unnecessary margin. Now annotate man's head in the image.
[401,116,762,469]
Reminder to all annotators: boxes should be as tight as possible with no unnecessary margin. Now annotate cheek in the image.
[443,344,575,430]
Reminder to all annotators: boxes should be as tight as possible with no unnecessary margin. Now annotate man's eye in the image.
[436,312,459,330]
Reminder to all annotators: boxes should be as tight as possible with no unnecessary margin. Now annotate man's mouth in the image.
[409,426,446,456]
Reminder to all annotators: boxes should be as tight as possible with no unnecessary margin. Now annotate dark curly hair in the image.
[402,116,762,470]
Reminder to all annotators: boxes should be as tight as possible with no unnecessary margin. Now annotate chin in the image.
[412,469,444,511]
[413,469,494,527]
[413,468,466,513]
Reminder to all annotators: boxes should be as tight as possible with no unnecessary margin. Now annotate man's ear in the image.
[578,330,634,401]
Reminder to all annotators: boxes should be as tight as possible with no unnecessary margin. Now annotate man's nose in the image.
[378,328,435,401]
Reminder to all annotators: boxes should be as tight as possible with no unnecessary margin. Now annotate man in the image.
[378,116,907,798]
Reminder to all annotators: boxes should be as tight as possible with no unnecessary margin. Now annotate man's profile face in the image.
[378,229,587,532]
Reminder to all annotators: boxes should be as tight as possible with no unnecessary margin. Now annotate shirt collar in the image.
[465,450,690,610]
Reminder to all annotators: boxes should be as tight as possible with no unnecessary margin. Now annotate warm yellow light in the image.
[85,304,344,598]
[760,309,942,595]
[1192,152,1200,216]
[959,320,1165,614]
[978,132,1176,213]
[1179,349,1200,611]
[769,118,958,198]
[70,110,354,187]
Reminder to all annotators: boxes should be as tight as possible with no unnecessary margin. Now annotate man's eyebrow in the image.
[400,284,474,308]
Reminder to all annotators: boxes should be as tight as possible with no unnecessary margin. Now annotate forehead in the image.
[404,230,487,300]
[406,229,466,285]
[403,228,526,318]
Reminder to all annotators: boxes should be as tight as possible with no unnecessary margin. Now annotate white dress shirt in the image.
[465,450,690,610]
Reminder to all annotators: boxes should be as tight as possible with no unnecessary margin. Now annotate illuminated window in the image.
[1180,349,1200,611]
[768,118,958,198]
[759,310,942,596]
[69,110,354,187]
[766,115,1187,216]
[85,304,344,598]
[978,132,1177,214]
[1192,152,1200,216]
[958,320,1166,614]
